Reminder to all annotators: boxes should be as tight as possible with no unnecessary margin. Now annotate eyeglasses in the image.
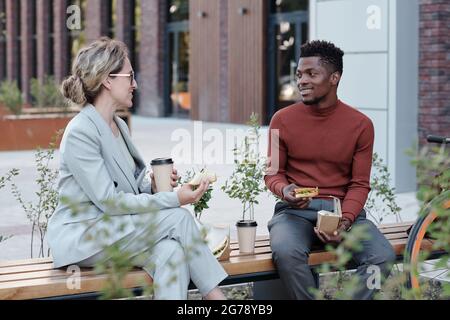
[109,70,135,85]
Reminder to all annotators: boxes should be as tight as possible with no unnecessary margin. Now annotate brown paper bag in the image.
[316,196,342,235]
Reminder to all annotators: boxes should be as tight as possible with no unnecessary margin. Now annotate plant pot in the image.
[236,220,258,254]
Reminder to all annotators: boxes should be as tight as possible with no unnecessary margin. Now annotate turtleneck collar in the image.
[305,99,341,117]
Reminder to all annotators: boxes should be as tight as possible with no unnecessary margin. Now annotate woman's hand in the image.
[177,177,210,206]
[150,168,180,193]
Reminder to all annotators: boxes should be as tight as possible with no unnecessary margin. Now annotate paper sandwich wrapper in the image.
[316,196,342,235]
[194,218,231,261]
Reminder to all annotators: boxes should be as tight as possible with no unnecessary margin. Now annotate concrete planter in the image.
[0,113,73,151]
[0,106,131,151]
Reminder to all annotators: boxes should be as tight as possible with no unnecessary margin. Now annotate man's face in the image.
[295,56,339,105]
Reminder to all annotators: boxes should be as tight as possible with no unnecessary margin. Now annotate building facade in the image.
[0,0,448,192]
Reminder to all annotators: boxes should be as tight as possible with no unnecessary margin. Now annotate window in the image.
[267,0,308,119]
[16,0,21,89]
[270,0,308,14]
[168,0,189,23]
[108,0,114,38]
[166,0,190,117]
[48,0,54,75]
[30,0,37,79]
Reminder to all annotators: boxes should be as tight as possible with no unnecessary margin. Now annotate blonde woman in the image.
[47,37,227,300]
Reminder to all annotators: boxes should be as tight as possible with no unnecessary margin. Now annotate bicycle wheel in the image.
[404,190,450,298]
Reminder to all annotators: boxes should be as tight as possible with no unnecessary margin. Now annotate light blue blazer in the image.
[47,104,180,268]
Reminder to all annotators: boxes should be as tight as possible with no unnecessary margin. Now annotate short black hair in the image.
[300,40,344,75]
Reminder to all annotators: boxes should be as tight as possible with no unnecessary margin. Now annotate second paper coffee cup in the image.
[150,157,174,192]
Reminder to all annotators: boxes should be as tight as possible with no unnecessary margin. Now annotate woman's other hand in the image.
[150,168,180,193]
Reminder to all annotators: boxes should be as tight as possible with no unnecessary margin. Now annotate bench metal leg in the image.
[253,279,291,300]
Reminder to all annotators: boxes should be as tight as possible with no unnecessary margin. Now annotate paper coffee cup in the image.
[150,157,174,192]
[236,220,257,254]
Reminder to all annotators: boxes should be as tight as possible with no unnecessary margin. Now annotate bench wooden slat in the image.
[0,270,152,300]
[0,263,58,275]
[377,221,414,229]
[0,257,53,268]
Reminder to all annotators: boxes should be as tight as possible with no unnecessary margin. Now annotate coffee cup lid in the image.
[151,158,174,165]
[236,220,258,227]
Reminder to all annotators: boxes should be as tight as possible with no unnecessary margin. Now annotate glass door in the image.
[166,0,190,118]
[267,1,308,120]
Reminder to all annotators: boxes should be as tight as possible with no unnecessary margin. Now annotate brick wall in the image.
[219,0,229,122]
[137,0,166,117]
[418,0,450,144]
[85,0,111,43]
[5,0,19,83]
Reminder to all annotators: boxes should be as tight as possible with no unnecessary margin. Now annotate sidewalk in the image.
[0,115,420,261]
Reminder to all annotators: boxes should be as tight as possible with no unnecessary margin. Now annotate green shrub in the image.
[10,134,61,258]
[0,169,19,244]
[30,76,69,111]
[365,152,402,225]
[0,80,23,115]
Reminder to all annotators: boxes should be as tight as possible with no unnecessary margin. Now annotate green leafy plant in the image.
[0,80,23,115]
[407,144,449,204]
[0,169,19,190]
[30,76,69,112]
[179,169,213,220]
[309,223,372,300]
[0,235,12,244]
[222,113,267,221]
[365,152,402,225]
[10,133,61,258]
[312,145,449,300]
[0,169,19,244]
[406,144,449,299]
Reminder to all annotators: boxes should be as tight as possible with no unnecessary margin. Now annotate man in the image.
[264,40,396,300]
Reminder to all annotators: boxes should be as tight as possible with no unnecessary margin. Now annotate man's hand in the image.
[282,183,311,209]
[314,218,352,244]
[150,168,180,193]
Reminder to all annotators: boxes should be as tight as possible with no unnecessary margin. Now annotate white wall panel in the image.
[316,0,388,52]
[338,53,388,110]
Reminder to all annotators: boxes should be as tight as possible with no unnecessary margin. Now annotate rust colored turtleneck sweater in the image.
[264,99,374,223]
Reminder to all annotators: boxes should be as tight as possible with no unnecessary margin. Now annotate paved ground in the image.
[0,115,420,261]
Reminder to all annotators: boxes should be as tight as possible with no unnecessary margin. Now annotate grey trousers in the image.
[268,199,396,300]
[79,207,228,299]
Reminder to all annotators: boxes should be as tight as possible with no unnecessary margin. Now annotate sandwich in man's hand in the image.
[294,186,319,198]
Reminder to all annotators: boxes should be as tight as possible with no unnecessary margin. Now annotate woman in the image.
[47,37,227,300]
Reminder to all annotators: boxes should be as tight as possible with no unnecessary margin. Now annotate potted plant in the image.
[222,113,267,254]
[0,78,72,151]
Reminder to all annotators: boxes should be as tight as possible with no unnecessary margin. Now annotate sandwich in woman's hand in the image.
[294,186,319,198]
[188,169,217,186]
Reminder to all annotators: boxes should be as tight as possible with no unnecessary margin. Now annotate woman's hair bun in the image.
[61,75,86,105]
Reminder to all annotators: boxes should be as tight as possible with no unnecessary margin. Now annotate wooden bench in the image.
[0,222,432,300]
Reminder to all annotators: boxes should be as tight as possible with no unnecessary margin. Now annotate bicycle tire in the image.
[404,190,450,294]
